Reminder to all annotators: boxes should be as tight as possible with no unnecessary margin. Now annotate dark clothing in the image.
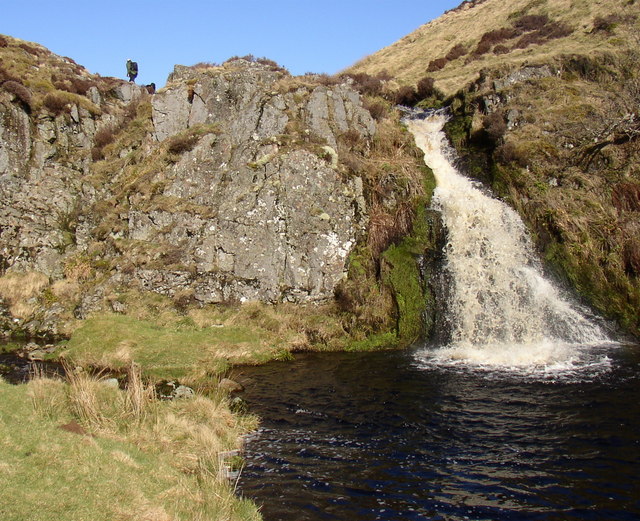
[126,60,138,82]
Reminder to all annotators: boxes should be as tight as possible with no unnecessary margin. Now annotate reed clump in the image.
[0,362,261,521]
[0,271,49,319]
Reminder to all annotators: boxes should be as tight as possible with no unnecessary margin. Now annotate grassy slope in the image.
[0,34,119,115]
[0,375,260,521]
[348,0,638,95]
[60,299,331,381]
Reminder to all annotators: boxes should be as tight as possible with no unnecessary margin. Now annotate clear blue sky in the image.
[2,0,462,87]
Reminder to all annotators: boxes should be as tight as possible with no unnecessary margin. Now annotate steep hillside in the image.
[350,0,640,336]
[0,35,439,360]
[349,0,639,95]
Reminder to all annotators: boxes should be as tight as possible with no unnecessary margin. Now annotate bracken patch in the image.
[42,92,70,115]
[612,182,640,213]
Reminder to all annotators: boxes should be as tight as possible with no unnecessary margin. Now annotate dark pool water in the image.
[236,343,640,521]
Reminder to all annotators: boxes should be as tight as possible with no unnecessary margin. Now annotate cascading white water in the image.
[407,114,610,369]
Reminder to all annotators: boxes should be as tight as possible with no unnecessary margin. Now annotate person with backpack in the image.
[126,59,138,82]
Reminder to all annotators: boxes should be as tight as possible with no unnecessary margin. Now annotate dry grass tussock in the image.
[0,271,49,318]
[51,278,81,303]
[24,363,260,520]
[28,374,67,418]
[61,362,153,432]
[222,300,347,353]
[348,0,639,95]
[273,75,326,93]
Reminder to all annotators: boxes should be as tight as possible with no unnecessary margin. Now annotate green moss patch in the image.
[382,199,440,346]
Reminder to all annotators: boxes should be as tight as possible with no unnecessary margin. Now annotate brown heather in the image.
[347,0,640,96]
[2,80,32,108]
[42,91,70,115]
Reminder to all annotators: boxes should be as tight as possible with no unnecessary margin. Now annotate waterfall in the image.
[406,114,610,369]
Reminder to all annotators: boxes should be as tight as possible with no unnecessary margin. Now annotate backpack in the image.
[130,61,138,74]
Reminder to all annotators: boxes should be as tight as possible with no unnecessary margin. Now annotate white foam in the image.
[414,341,617,381]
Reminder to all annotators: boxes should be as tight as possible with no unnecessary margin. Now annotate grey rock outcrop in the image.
[0,83,144,277]
[134,62,372,304]
[0,55,376,336]
[492,65,557,92]
[153,61,375,148]
[129,144,364,303]
[218,378,244,393]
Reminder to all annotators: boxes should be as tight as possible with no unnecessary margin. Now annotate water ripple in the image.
[237,347,640,521]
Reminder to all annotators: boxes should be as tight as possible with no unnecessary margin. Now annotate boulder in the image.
[27,350,46,361]
[172,385,195,399]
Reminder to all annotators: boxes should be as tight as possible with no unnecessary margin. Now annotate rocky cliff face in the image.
[0,84,127,276]
[1,40,433,342]
[0,50,152,335]
[131,63,372,305]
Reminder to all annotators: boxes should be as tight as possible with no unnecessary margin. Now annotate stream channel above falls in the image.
[235,343,640,521]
